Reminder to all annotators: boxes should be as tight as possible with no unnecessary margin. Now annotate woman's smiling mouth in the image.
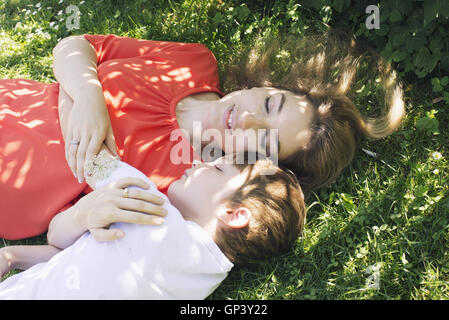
[224,104,236,131]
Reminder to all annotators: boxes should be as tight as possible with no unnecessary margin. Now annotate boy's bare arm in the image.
[0,245,61,280]
[46,146,117,249]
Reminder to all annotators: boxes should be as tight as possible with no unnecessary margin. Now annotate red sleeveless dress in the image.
[0,34,222,239]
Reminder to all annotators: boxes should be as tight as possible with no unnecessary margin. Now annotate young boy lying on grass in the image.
[0,148,305,299]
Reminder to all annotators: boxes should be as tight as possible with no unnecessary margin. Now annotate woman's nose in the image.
[241,112,266,130]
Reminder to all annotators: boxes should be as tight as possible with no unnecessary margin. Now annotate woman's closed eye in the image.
[265,92,286,115]
[214,165,223,172]
[265,96,271,113]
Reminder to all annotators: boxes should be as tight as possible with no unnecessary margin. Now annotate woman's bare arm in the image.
[53,35,102,99]
[53,37,119,181]
[57,85,75,143]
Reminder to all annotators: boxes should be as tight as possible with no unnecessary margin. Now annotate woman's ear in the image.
[218,207,251,229]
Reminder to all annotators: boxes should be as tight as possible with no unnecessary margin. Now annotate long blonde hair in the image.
[221,29,405,192]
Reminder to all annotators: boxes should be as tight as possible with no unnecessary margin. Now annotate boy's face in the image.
[167,156,248,224]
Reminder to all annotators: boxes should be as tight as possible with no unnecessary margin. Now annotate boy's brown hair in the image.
[214,154,306,266]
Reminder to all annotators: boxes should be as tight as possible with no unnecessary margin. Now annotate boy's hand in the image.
[0,248,13,281]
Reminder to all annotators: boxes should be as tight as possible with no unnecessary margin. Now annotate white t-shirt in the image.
[0,159,233,299]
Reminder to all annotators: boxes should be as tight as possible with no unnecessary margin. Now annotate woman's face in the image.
[205,87,315,160]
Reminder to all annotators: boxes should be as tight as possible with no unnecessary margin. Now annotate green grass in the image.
[1,0,448,299]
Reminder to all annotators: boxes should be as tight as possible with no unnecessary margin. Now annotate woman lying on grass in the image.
[0,29,404,241]
[0,150,305,299]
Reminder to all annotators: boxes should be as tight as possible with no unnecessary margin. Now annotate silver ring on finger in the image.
[70,140,80,146]
[123,187,129,199]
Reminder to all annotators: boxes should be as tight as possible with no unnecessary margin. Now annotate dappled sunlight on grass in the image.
[1,0,448,300]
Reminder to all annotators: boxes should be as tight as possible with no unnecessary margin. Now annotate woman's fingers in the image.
[112,179,166,212]
[86,132,103,162]
[112,209,165,225]
[114,177,151,190]
[67,136,80,179]
[65,130,73,171]
[90,228,125,242]
[76,134,91,183]
[105,126,119,158]
[87,180,167,243]
[66,131,104,182]
[90,208,165,242]
[82,133,103,182]
[117,197,167,217]
[119,187,165,206]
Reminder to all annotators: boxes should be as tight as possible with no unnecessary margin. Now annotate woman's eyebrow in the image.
[277,93,286,113]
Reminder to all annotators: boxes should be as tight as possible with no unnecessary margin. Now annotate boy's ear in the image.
[218,207,251,229]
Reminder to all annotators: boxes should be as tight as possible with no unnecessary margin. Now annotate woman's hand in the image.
[47,176,167,248]
[74,177,167,242]
[64,85,119,183]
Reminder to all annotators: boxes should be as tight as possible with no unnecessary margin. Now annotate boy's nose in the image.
[192,160,202,168]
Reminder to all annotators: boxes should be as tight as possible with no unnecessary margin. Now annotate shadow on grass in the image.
[2,0,448,300]
[211,124,448,299]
